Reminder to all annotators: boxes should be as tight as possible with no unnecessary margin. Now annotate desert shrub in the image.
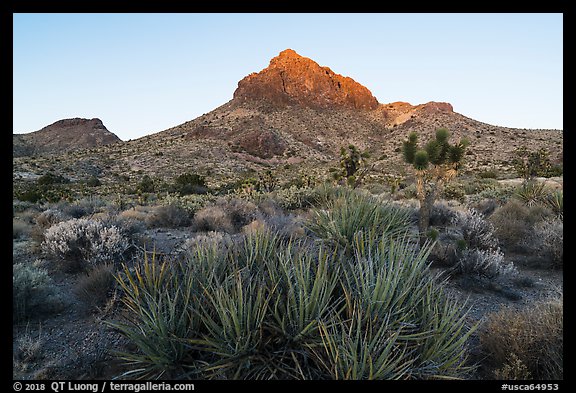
[109,229,476,380]
[528,217,563,268]
[221,197,261,228]
[480,297,563,379]
[442,183,466,202]
[193,205,234,233]
[466,184,515,205]
[488,200,531,250]
[74,264,117,310]
[13,200,40,214]
[478,168,498,179]
[145,204,191,228]
[263,212,305,240]
[462,178,499,195]
[395,183,417,200]
[429,200,458,227]
[137,174,155,193]
[13,218,32,240]
[37,172,70,186]
[14,329,44,365]
[159,193,214,216]
[85,175,102,187]
[489,200,552,252]
[178,232,234,258]
[172,172,208,195]
[42,218,130,272]
[452,208,499,252]
[59,196,107,218]
[469,198,499,218]
[270,185,321,210]
[13,262,65,322]
[453,248,516,279]
[35,208,66,230]
[31,208,67,244]
[307,189,414,251]
[193,197,261,234]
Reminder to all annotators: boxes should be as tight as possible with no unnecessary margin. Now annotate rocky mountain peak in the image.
[233,49,379,110]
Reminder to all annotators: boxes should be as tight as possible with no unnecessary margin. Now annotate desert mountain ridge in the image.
[13,118,121,157]
[13,49,562,187]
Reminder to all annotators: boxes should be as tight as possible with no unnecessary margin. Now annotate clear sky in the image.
[13,13,563,141]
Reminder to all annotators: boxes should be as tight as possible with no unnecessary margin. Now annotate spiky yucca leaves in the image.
[270,245,341,343]
[110,228,476,380]
[514,180,547,207]
[316,304,414,380]
[195,271,271,379]
[109,252,199,379]
[322,233,476,380]
[307,189,414,252]
[545,189,563,219]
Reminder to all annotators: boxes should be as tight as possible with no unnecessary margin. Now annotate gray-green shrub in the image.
[42,218,130,272]
[13,263,64,322]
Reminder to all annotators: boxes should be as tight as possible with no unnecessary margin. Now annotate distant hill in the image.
[13,118,121,157]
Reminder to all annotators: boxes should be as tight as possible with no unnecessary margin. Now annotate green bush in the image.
[172,172,208,196]
[37,173,70,186]
[109,229,476,380]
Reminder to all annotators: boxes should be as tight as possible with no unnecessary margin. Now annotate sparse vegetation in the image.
[11,74,563,380]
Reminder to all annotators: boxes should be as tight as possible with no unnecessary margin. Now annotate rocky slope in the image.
[13,118,121,157]
[12,49,562,188]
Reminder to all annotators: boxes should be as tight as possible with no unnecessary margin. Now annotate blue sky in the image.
[13,13,563,141]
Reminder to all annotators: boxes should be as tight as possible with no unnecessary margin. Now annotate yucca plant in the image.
[315,304,415,380]
[317,232,477,380]
[545,189,563,219]
[514,180,547,206]
[193,271,271,379]
[307,189,414,252]
[270,245,341,343]
[109,227,477,380]
[108,251,198,379]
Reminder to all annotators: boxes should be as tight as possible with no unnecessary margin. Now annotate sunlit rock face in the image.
[234,49,380,110]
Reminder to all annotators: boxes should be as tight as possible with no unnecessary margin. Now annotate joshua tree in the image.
[334,144,371,188]
[402,128,468,242]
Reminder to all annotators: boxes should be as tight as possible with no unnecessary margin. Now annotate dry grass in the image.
[489,199,552,252]
[145,204,191,228]
[74,264,117,310]
[479,295,563,380]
